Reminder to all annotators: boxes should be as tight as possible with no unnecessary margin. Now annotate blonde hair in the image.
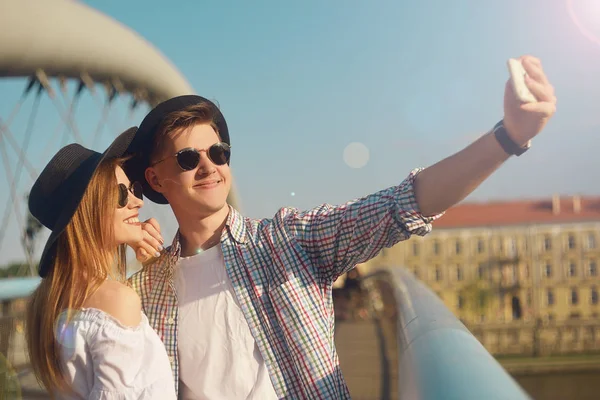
[25,157,128,396]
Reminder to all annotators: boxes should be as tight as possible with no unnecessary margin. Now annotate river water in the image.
[515,371,599,400]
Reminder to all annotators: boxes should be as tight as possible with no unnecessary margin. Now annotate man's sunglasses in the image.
[118,181,143,208]
[151,142,231,171]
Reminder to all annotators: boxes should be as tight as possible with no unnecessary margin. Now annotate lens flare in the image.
[343,142,370,169]
[54,309,79,359]
[567,0,600,47]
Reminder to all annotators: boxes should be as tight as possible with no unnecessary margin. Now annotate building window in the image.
[435,267,442,282]
[590,261,598,277]
[571,288,579,305]
[526,290,532,306]
[524,264,530,278]
[588,234,597,249]
[507,238,517,256]
[433,240,440,255]
[568,262,577,277]
[568,234,576,250]
[455,240,462,255]
[457,295,464,309]
[545,263,552,278]
[412,242,419,256]
[477,239,485,253]
[479,293,485,307]
[511,264,518,283]
[456,265,463,281]
[511,331,519,344]
[547,289,554,306]
[591,287,598,305]
[477,264,485,280]
[544,236,552,251]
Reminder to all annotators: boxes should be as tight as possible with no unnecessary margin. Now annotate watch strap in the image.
[493,120,530,157]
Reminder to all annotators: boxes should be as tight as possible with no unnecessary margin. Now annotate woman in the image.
[25,128,176,399]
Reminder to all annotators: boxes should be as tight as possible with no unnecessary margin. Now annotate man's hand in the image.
[132,218,164,263]
[414,55,557,217]
[503,55,557,147]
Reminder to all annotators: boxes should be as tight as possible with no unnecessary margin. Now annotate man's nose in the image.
[196,152,216,173]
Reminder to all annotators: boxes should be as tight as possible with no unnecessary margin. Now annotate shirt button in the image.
[168,356,174,363]
[167,317,175,325]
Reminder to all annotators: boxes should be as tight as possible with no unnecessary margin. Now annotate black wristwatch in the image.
[492,120,531,157]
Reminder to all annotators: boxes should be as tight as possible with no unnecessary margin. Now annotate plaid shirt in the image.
[129,168,441,399]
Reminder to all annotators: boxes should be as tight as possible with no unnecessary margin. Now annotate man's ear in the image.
[145,167,165,194]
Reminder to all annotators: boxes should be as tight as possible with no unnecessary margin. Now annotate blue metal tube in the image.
[0,277,41,302]
[384,266,531,400]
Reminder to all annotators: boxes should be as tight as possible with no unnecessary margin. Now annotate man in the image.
[126,55,556,399]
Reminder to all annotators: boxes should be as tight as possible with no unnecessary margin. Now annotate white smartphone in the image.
[507,58,537,103]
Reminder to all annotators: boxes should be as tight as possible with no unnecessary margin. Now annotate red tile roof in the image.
[433,196,600,229]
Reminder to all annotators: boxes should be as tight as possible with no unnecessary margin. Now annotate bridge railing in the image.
[0,277,41,303]
[366,265,532,400]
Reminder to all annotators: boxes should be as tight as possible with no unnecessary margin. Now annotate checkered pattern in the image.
[129,168,442,399]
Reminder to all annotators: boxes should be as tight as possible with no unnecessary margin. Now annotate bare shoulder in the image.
[84,280,142,327]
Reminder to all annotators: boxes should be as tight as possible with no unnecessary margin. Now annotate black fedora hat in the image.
[125,95,229,205]
[29,127,138,278]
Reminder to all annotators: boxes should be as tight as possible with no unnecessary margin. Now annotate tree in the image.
[0,262,31,278]
[459,280,492,323]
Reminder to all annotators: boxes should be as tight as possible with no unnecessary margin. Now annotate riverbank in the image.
[498,353,600,376]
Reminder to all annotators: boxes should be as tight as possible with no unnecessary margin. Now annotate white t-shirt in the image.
[174,245,278,400]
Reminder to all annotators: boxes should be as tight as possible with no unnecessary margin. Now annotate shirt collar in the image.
[160,205,246,276]
[224,205,247,245]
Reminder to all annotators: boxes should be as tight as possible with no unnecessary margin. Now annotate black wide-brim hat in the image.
[125,95,229,205]
[28,127,137,278]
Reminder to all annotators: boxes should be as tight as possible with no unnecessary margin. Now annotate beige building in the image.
[362,195,600,325]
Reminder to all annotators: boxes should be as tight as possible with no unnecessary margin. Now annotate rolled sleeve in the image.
[283,168,444,283]
[394,167,444,235]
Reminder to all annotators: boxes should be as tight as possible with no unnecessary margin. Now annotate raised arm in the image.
[281,169,440,283]
[282,55,556,284]
[414,56,556,216]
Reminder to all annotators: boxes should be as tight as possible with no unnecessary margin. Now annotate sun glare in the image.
[568,0,600,46]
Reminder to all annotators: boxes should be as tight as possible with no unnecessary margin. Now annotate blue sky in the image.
[1,0,600,264]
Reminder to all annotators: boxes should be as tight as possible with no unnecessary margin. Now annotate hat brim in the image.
[37,127,137,278]
[125,95,229,205]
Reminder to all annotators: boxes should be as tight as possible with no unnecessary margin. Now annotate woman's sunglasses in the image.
[118,181,143,208]
[151,142,231,171]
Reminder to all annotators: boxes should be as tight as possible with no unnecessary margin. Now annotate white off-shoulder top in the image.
[54,308,176,399]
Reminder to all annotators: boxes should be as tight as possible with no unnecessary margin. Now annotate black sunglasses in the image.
[118,181,143,208]
[151,142,231,171]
